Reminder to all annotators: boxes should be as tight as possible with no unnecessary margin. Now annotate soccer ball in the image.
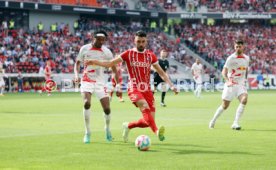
[135,135,151,151]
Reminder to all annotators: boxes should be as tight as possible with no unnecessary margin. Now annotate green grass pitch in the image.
[0,91,275,170]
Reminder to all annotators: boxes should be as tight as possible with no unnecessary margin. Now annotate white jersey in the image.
[76,44,113,83]
[0,64,4,79]
[224,53,250,85]
[191,63,203,83]
[0,64,5,87]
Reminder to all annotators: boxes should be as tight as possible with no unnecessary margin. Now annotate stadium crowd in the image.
[0,19,188,74]
[176,0,275,12]
[1,18,275,75]
[198,0,276,12]
[174,21,276,74]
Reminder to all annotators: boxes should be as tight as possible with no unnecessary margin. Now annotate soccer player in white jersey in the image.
[191,58,204,98]
[0,62,7,96]
[209,40,250,130]
[74,30,121,143]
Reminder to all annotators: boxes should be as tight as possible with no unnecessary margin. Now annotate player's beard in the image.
[137,46,145,52]
[237,50,243,55]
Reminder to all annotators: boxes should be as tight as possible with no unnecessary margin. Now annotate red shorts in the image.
[128,88,155,112]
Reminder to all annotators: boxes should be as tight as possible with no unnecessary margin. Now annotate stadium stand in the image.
[0,19,191,74]
[198,0,276,12]
[1,17,275,75]
[174,21,276,74]
[5,0,128,9]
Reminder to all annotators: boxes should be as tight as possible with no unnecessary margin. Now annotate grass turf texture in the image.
[0,91,275,170]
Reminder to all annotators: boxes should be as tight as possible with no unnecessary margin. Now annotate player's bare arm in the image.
[85,57,122,68]
[111,64,122,96]
[153,64,178,94]
[74,60,81,83]
[222,67,228,81]
[223,67,236,86]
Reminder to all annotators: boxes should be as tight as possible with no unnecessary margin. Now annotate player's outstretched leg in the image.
[209,105,225,129]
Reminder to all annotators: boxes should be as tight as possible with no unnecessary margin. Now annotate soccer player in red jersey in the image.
[85,31,178,142]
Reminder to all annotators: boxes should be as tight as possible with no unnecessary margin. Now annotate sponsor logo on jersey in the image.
[131,62,150,67]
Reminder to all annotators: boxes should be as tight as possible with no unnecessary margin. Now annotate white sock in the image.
[197,85,202,97]
[104,114,111,131]
[211,105,224,122]
[194,87,197,95]
[0,88,3,95]
[234,104,246,125]
[83,109,91,135]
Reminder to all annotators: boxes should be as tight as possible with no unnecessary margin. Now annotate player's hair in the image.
[235,40,244,45]
[135,30,147,37]
[94,30,108,38]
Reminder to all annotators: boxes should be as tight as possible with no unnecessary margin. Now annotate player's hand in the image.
[116,91,122,97]
[115,84,122,97]
[74,76,80,83]
[193,76,198,80]
[171,86,179,95]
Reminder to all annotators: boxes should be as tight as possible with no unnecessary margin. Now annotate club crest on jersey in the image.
[237,66,247,71]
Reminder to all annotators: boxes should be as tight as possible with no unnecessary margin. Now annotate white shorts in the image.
[0,78,5,87]
[222,84,247,101]
[193,76,202,84]
[80,81,108,100]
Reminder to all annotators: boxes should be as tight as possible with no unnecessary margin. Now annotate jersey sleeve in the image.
[151,53,158,65]
[76,46,85,62]
[191,63,195,71]
[103,46,113,60]
[224,57,231,69]
[119,50,129,62]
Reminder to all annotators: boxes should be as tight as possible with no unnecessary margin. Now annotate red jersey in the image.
[119,48,158,91]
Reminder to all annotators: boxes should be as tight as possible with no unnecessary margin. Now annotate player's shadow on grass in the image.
[155,146,261,155]
[168,149,260,155]
[154,143,212,148]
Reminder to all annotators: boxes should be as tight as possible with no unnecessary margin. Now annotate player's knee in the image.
[84,102,91,110]
[222,103,229,110]
[103,108,111,115]
[241,98,247,105]
[142,103,150,110]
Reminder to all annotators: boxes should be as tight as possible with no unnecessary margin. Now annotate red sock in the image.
[128,118,149,129]
[141,108,158,133]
